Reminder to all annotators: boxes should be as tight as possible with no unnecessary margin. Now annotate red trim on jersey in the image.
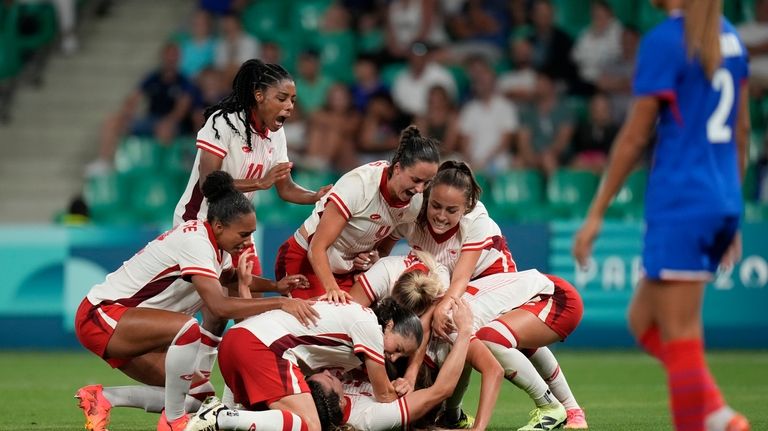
[655,90,683,126]
[426,221,460,244]
[182,183,205,222]
[379,168,410,208]
[196,139,227,159]
[327,193,352,219]
[101,274,180,308]
[270,333,355,360]
[150,265,181,283]
[354,344,385,365]
[465,285,479,295]
[250,111,270,140]
[398,396,409,426]
[358,274,377,303]
[204,221,223,264]
[404,262,429,274]
[342,395,352,424]
[181,266,218,279]
[462,237,493,251]
[423,355,437,370]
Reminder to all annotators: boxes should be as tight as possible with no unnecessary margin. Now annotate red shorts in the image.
[218,328,309,409]
[274,236,357,300]
[74,297,131,368]
[518,275,584,340]
[231,243,263,277]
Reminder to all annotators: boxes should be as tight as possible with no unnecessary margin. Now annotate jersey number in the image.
[707,68,734,144]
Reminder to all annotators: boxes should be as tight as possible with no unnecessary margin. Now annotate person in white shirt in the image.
[275,126,441,303]
[75,172,318,431]
[402,161,588,430]
[185,298,423,431]
[392,42,457,117]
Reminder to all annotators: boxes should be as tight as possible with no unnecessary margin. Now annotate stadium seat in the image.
[0,3,21,81]
[380,62,407,89]
[606,0,638,28]
[553,0,591,38]
[83,173,132,225]
[288,0,333,41]
[745,201,768,222]
[114,136,160,173]
[487,169,549,221]
[241,0,287,40]
[606,168,647,220]
[638,1,667,32]
[310,30,357,83]
[743,162,759,201]
[547,169,600,218]
[253,184,287,224]
[16,2,57,58]
[127,170,179,225]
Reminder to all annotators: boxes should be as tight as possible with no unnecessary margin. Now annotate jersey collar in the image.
[427,220,460,244]
[249,111,270,140]
[204,221,223,264]
[342,395,352,424]
[379,168,410,208]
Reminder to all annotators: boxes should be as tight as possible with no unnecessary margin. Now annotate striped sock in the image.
[663,338,722,431]
[165,319,201,421]
[217,409,307,431]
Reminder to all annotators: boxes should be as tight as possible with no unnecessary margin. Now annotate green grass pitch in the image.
[0,350,765,430]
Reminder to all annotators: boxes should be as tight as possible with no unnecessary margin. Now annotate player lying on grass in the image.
[74,171,317,431]
[183,297,423,431]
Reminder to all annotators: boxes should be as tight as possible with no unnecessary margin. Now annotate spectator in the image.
[446,0,510,63]
[214,13,260,81]
[385,0,449,60]
[596,26,640,123]
[178,9,216,79]
[571,0,623,93]
[738,0,768,95]
[527,0,579,94]
[189,67,228,131]
[392,41,457,117]
[357,91,410,163]
[303,83,361,172]
[414,85,461,158]
[294,49,334,117]
[517,70,575,176]
[569,92,619,174]
[497,37,538,103]
[457,56,519,173]
[349,55,387,112]
[86,43,194,176]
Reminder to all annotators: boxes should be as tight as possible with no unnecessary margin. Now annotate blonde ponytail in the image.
[684,0,722,79]
[391,251,443,316]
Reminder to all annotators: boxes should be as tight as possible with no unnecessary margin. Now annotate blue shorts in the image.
[642,215,739,281]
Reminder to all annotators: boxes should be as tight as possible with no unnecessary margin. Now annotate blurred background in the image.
[0,0,767,351]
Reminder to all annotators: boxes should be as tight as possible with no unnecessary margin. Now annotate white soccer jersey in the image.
[174,110,290,225]
[342,376,410,431]
[232,301,385,372]
[357,254,450,304]
[294,162,422,274]
[396,201,516,279]
[86,220,232,315]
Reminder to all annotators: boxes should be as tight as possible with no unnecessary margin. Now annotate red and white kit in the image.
[396,201,516,279]
[75,220,231,366]
[174,110,290,225]
[339,372,410,431]
[357,253,451,304]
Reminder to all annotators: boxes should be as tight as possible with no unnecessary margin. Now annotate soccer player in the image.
[399,161,588,430]
[74,172,318,431]
[275,125,441,302]
[184,298,424,431]
[572,1,751,430]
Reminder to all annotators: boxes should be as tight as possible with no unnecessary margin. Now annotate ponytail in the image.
[388,125,441,177]
[684,0,722,79]
[372,297,423,345]
[202,171,254,224]
[391,251,443,316]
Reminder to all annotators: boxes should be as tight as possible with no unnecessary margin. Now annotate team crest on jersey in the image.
[268,147,274,154]
[449,249,458,255]
[370,214,381,220]
[241,145,252,153]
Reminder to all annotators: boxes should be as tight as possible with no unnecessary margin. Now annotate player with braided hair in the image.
[275,125,441,302]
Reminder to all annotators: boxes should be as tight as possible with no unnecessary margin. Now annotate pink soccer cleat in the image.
[157,409,191,431]
[564,408,589,429]
[75,384,112,431]
[725,413,750,431]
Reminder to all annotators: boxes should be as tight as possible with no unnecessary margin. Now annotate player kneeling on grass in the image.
[74,171,318,431]
[184,297,423,431]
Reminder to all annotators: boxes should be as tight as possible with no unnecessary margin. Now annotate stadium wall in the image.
[1,222,766,349]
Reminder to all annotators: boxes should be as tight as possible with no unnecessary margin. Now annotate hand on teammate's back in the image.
[281,298,319,326]
[324,285,352,304]
[432,297,457,340]
[450,298,474,337]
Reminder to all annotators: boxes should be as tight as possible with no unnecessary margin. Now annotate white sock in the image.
[222,384,236,408]
[528,347,581,410]
[217,408,306,431]
[189,327,221,400]
[706,405,736,431]
[165,319,201,421]
[102,386,202,413]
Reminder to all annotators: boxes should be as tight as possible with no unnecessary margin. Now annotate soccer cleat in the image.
[184,396,226,431]
[75,384,112,431]
[435,408,475,429]
[517,403,567,431]
[563,408,588,429]
[158,410,191,431]
[725,413,750,431]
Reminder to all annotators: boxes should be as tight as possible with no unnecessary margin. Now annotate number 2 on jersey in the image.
[707,68,734,144]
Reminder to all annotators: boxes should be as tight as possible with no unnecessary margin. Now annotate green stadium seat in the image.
[607,169,647,220]
[380,62,407,89]
[638,1,667,32]
[310,30,357,83]
[288,0,333,40]
[17,2,57,56]
[547,169,600,218]
[114,136,160,173]
[0,3,21,81]
[253,184,287,224]
[487,169,549,221]
[127,171,179,225]
[553,0,591,38]
[606,0,638,28]
[241,0,287,40]
[743,162,759,201]
[84,173,133,225]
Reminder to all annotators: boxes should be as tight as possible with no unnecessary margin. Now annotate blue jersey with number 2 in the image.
[634,14,749,221]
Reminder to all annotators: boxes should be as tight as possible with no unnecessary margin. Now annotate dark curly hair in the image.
[204,59,292,151]
[201,171,254,224]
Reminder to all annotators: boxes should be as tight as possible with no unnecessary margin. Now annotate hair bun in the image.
[399,125,422,143]
[202,171,237,203]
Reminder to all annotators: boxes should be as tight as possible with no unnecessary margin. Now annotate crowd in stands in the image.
[19,0,767,224]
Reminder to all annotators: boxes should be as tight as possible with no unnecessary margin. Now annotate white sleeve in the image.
[435,263,451,294]
[349,308,385,365]
[176,231,219,280]
[273,128,290,163]
[195,112,231,159]
[461,213,496,252]
[501,99,519,132]
[357,256,406,303]
[348,396,409,431]
[326,172,367,220]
